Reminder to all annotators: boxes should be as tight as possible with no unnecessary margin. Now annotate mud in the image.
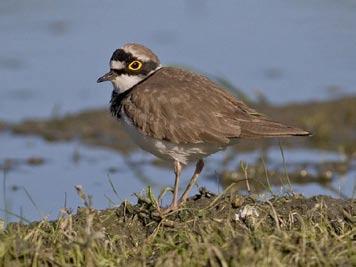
[11,109,134,154]
[216,159,354,197]
[0,121,6,132]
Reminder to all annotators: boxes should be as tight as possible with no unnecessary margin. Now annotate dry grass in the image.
[0,188,355,267]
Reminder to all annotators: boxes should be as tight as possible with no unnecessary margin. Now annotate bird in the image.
[97,43,310,212]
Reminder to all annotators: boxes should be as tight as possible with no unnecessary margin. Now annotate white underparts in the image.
[120,110,227,165]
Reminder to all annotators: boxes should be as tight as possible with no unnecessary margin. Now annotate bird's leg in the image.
[166,160,182,211]
[180,159,204,203]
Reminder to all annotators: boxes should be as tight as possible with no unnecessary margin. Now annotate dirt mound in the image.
[3,191,355,266]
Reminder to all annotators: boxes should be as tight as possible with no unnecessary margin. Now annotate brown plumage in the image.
[122,67,309,145]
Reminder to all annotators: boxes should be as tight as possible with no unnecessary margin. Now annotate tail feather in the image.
[239,119,311,138]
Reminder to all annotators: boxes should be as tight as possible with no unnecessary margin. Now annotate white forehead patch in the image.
[110,60,125,70]
[123,46,152,62]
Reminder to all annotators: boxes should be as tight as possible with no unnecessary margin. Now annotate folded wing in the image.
[122,67,310,145]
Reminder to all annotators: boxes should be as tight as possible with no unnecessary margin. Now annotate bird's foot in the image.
[156,200,182,215]
[162,202,180,214]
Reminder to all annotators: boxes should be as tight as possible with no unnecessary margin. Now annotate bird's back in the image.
[121,67,310,145]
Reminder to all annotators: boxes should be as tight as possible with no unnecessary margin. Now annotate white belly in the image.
[120,112,227,165]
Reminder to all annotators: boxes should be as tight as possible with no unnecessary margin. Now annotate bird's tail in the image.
[239,119,311,138]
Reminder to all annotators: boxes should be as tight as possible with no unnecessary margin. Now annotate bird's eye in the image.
[128,60,142,71]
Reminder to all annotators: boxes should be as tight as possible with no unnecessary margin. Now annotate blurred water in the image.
[0,133,354,221]
[0,0,355,221]
[1,0,356,121]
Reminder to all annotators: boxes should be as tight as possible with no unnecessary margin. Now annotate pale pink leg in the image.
[180,159,204,203]
[166,160,182,211]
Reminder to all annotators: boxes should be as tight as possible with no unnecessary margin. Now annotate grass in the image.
[0,188,355,267]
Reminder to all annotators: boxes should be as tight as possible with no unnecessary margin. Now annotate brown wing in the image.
[122,67,309,145]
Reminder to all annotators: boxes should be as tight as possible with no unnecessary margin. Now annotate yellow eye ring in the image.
[128,60,142,71]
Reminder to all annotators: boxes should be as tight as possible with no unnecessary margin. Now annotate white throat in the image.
[111,67,161,93]
[111,74,144,93]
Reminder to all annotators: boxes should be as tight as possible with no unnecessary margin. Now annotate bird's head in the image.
[97,43,161,93]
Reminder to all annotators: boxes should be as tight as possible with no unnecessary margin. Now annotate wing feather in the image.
[122,67,309,145]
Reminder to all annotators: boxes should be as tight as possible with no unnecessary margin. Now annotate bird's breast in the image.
[119,109,226,165]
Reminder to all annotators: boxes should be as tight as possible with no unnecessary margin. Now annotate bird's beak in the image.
[97,71,116,83]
